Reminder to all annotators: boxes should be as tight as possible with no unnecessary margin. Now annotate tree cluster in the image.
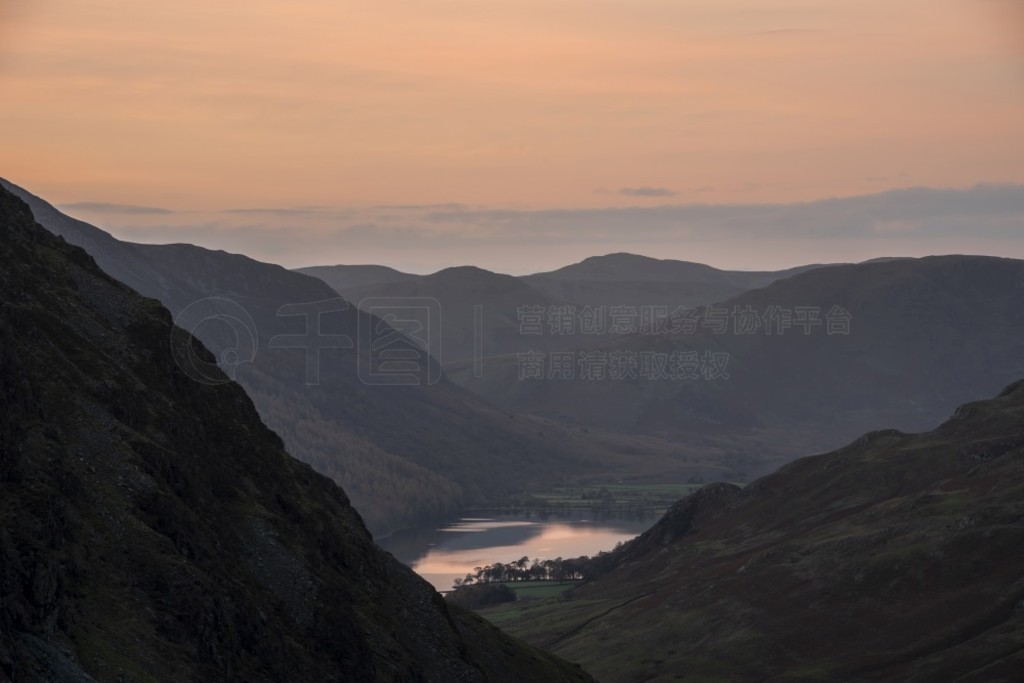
[452,550,620,590]
[444,583,516,609]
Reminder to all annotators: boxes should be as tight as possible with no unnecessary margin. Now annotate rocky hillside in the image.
[491,381,1024,681]
[0,185,592,682]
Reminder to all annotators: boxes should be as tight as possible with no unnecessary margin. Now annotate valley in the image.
[2,180,1021,682]
[379,509,654,593]
[4,3,1021,680]
[471,382,1024,681]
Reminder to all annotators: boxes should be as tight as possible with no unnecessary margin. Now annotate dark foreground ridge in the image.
[0,186,592,681]
[495,381,1024,681]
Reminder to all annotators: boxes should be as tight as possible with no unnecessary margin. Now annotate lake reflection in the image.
[380,511,657,592]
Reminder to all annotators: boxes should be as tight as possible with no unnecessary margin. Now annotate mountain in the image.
[452,255,1024,475]
[1,179,699,537]
[300,256,830,371]
[297,264,417,292]
[521,252,831,309]
[491,381,1024,681]
[0,185,593,682]
[301,264,571,366]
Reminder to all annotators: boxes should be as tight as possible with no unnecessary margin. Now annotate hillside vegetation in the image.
[488,381,1024,681]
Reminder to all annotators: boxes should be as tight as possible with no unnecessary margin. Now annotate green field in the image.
[478,595,615,637]
[504,580,579,600]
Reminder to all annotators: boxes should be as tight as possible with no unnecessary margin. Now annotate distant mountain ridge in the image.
[0,184,593,682]
[297,255,831,370]
[521,252,833,308]
[302,264,564,365]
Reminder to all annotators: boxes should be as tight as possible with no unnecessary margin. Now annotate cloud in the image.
[423,184,1024,242]
[58,201,175,215]
[618,187,677,198]
[373,203,467,211]
[58,201,357,221]
[86,184,1024,272]
[749,28,824,36]
[224,207,354,219]
[109,215,451,258]
[114,221,299,244]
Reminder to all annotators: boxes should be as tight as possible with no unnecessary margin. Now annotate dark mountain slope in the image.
[492,381,1024,681]
[304,264,566,365]
[0,185,591,682]
[1,179,689,536]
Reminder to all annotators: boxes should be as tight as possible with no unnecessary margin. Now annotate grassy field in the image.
[478,595,616,640]
[504,580,579,600]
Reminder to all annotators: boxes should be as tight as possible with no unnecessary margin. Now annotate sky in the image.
[1,0,1023,273]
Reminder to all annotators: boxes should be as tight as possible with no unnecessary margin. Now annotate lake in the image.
[379,510,658,593]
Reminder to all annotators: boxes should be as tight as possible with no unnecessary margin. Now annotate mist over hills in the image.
[297,255,831,367]
[17,174,1021,491]
[303,250,1024,480]
[2,179,701,537]
[446,254,1024,475]
[491,380,1024,681]
[0,185,592,682]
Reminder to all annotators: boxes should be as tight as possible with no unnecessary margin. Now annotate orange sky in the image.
[1,0,1023,271]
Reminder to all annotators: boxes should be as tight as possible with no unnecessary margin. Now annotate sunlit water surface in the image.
[379,511,657,592]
